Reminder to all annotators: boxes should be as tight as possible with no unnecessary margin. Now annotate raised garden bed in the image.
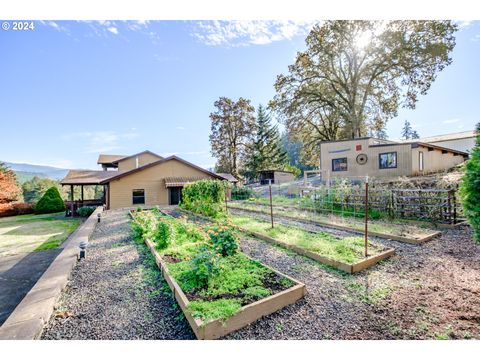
[129,209,306,340]
[230,215,395,274]
[228,202,441,245]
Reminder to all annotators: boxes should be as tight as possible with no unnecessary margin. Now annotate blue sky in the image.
[1,20,479,170]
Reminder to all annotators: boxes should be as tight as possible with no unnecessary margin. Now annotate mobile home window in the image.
[132,189,145,205]
[419,151,424,171]
[379,152,397,169]
[332,157,348,172]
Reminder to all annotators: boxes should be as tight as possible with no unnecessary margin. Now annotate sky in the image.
[0,20,479,170]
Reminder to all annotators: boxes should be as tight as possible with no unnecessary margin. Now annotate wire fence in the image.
[228,176,462,225]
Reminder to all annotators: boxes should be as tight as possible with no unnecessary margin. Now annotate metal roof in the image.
[61,170,117,185]
[164,176,207,187]
[97,154,127,165]
[215,173,238,182]
[415,130,477,143]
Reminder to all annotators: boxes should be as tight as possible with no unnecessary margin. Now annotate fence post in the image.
[453,187,458,224]
[225,187,228,215]
[269,179,274,228]
[364,176,369,258]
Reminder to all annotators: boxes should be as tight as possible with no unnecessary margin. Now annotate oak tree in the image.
[271,20,456,164]
[209,97,256,178]
[0,162,21,204]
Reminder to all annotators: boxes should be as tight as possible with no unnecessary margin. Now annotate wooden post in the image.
[225,188,228,215]
[364,176,369,258]
[81,185,84,202]
[269,179,274,228]
[70,185,74,201]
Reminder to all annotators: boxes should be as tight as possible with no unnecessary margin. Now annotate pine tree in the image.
[460,123,480,243]
[243,105,288,181]
[401,120,413,140]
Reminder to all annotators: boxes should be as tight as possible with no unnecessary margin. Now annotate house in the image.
[413,130,477,154]
[319,137,468,179]
[61,150,227,210]
[258,170,295,185]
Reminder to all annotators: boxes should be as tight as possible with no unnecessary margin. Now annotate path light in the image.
[79,241,87,260]
[97,213,101,223]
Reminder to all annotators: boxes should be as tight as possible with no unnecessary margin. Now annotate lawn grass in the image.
[131,210,295,323]
[0,213,81,256]
[230,215,386,264]
[229,201,434,239]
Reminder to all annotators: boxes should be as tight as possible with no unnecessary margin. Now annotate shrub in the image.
[0,202,36,218]
[207,225,238,256]
[231,186,256,201]
[35,187,65,214]
[180,180,227,218]
[154,220,173,250]
[460,123,480,243]
[77,206,96,217]
[183,247,220,288]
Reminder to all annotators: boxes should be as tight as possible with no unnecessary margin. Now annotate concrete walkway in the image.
[0,249,62,326]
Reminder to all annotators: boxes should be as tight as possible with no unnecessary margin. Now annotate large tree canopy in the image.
[271,20,457,164]
[209,97,256,177]
[0,162,21,204]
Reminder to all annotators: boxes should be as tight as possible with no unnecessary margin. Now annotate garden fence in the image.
[228,179,462,225]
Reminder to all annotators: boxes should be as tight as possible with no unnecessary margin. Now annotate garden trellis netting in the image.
[228,176,462,225]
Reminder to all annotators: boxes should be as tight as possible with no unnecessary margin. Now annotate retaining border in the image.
[130,210,307,340]
[228,204,441,245]
[0,207,103,340]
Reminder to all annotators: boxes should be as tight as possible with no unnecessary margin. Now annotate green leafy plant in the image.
[183,247,220,288]
[207,224,239,257]
[460,123,480,243]
[180,179,227,218]
[231,186,256,201]
[35,187,65,214]
[154,220,173,250]
[77,206,96,217]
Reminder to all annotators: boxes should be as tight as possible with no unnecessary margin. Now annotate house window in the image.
[332,157,348,172]
[132,189,145,205]
[379,152,397,169]
[419,151,424,171]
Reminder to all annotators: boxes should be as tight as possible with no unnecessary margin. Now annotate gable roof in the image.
[112,150,163,164]
[215,173,238,183]
[99,155,227,184]
[97,154,127,165]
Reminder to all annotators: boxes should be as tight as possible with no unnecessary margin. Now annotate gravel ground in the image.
[41,209,195,340]
[41,208,480,340]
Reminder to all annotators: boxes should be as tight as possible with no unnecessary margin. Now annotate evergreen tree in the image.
[460,123,480,243]
[243,105,288,181]
[401,120,413,140]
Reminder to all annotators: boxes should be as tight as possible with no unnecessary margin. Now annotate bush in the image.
[77,206,96,217]
[0,202,36,218]
[35,187,65,214]
[183,247,220,288]
[180,180,227,218]
[207,225,238,256]
[460,123,480,243]
[231,186,256,201]
[154,220,173,250]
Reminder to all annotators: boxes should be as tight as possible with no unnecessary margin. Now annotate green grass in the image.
[230,215,384,264]
[0,213,81,256]
[229,201,434,239]
[345,280,393,305]
[188,299,242,324]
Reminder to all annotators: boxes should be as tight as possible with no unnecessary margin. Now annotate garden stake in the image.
[269,179,274,228]
[364,176,369,258]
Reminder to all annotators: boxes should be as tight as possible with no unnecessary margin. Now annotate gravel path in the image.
[40,209,195,340]
[41,208,480,340]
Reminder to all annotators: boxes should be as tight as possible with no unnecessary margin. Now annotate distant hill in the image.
[3,162,70,183]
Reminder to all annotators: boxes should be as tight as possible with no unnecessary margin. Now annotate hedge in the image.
[180,180,227,218]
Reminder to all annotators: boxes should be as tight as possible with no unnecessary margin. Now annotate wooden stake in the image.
[364,176,369,258]
[269,180,274,228]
